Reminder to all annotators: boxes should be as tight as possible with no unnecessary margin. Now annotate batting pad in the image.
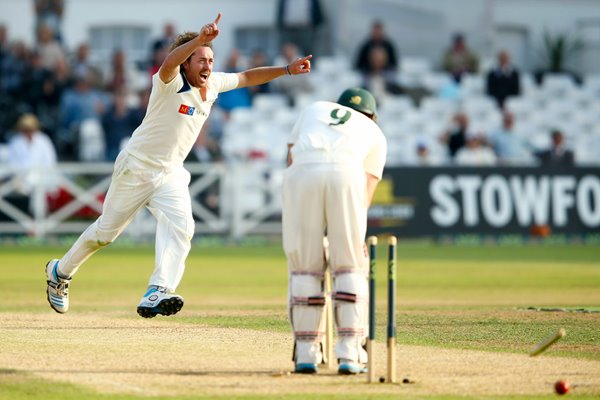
[289,275,326,364]
[333,272,369,363]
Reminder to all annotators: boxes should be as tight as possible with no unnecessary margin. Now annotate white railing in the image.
[0,162,284,239]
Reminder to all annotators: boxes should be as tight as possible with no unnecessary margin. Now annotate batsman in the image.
[282,88,387,374]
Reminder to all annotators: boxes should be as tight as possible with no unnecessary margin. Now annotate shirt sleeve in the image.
[152,71,184,94]
[210,72,240,93]
[364,130,387,180]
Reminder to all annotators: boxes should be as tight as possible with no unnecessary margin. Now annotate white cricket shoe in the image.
[137,286,184,318]
[45,259,71,314]
[338,359,367,375]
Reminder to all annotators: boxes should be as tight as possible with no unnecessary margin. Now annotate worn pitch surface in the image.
[1,312,599,397]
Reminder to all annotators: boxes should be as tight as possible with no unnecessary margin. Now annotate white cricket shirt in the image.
[125,71,238,168]
[288,101,387,179]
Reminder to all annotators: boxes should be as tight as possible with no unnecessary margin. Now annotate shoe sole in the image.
[338,364,366,375]
[137,297,184,318]
[294,364,318,374]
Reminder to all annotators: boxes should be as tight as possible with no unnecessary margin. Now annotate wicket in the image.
[367,235,397,383]
[322,234,397,381]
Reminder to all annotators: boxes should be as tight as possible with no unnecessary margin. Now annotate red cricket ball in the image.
[554,380,570,395]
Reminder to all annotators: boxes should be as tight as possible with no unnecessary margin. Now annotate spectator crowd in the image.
[1,5,596,170]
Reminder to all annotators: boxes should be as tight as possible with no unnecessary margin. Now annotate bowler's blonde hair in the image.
[169,32,213,52]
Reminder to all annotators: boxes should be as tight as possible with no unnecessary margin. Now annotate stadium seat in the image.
[400,56,432,76]
[573,134,600,165]
[583,73,600,98]
[461,96,498,126]
[252,93,289,112]
[385,134,419,166]
[419,97,457,123]
[314,56,351,76]
[527,130,552,152]
[78,118,106,162]
[505,96,537,121]
[377,96,415,123]
[229,107,255,124]
[520,73,538,97]
[460,74,485,97]
[398,56,432,88]
[292,92,320,109]
[420,71,454,94]
[541,73,577,97]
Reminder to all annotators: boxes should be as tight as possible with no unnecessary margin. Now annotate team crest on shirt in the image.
[178,104,196,116]
[178,104,208,117]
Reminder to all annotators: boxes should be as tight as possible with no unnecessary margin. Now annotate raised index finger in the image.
[299,54,313,62]
[214,13,222,25]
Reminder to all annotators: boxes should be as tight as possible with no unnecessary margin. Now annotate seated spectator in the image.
[355,20,398,74]
[437,78,462,101]
[148,22,176,75]
[248,49,272,99]
[486,50,520,108]
[148,45,168,78]
[151,22,177,55]
[42,57,71,140]
[104,48,138,94]
[440,112,471,158]
[216,49,251,113]
[0,39,30,143]
[71,43,98,81]
[35,23,66,71]
[101,90,138,160]
[1,40,30,103]
[187,111,224,163]
[272,42,312,105]
[58,73,109,159]
[0,24,8,63]
[415,139,443,166]
[7,113,57,175]
[455,131,497,166]
[361,46,403,101]
[442,33,478,82]
[488,111,534,165]
[34,0,64,42]
[20,50,67,139]
[130,86,151,126]
[536,130,575,166]
[7,113,60,217]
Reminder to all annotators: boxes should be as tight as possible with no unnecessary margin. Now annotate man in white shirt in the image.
[7,113,59,217]
[488,111,534,165]
[45,13,312,318]
[455,131,497,166]
[8,113,57,175]
[283,88,387,375]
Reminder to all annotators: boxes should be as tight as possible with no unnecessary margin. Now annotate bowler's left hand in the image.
[288,55,312,75]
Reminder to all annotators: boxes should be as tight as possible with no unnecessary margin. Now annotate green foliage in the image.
[540,30,583,72]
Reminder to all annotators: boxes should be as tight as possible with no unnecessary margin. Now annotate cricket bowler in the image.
[45,13,312,318]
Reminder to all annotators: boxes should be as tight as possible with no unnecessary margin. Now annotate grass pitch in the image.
[0,240,599,399]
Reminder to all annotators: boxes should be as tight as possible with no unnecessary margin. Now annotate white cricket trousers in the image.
[58,151,195,292]
[282,163,368,272]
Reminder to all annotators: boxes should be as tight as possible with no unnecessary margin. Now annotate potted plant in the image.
[536,30,583,83]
